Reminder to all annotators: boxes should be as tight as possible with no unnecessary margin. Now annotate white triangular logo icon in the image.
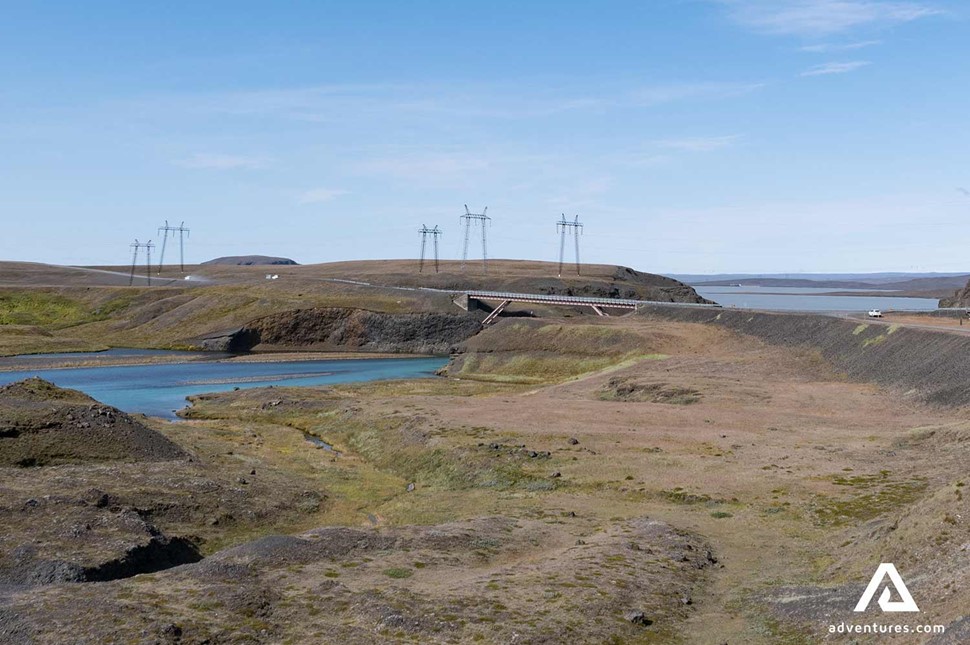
[854,563,920,613]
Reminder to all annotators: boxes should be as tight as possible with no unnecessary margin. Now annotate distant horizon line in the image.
[2,257,969,280]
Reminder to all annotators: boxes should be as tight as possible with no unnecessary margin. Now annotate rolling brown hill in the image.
[0,259,707,356]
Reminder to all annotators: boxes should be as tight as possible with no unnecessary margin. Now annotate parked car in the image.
[868,309,883,318]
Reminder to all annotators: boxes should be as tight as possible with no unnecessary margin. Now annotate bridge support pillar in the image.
[482,300,511,325]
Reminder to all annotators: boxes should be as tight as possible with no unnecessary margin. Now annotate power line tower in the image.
[128,239,155,286]
[418,225,442,273]
[157,220,190,274]
[460,204,490,274]
[557,214,583,277]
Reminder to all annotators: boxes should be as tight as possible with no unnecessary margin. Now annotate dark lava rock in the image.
[1,509,202,588]
[567,437,579,445]
[624,610,653,627]
[160,623,183,641]
[237,307,482,355]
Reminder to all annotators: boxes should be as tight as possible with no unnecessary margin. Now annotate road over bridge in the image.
[455,290,720,324]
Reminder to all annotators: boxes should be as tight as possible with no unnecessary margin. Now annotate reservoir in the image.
[0,352,448,419]
[694,286,940,312]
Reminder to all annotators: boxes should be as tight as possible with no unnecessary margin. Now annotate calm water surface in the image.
[694,286,939,312]
[0,354,447,419]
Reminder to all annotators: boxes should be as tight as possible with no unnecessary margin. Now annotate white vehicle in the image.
[868,309,883,318]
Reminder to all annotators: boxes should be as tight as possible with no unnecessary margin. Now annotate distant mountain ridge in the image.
[673,272,970,284]
[202,255,298,266]
[675,273,970,293]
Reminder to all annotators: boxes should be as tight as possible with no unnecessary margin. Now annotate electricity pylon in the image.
[157,220,190,273]
[460,205,490,274]
[557,214,583,277]
[419,225,442,273]
[128,239,155,286]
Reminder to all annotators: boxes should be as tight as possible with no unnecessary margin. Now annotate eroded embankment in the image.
[443,318,678,383]
[640,305,970,406]
[202,308,483,354]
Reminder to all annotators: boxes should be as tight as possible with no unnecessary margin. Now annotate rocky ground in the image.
[0,378,186,466]
[1,314,968,643]
[1,516,713,644]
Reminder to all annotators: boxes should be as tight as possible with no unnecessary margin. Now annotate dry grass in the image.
[3,312,968,643]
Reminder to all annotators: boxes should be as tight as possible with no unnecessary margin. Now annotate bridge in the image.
[321,279,720,324]
[454,290,720,325]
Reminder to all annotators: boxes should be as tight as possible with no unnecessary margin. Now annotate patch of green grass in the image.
[660,489,714,505]
[862,334,887,348]
[754,615,817,645]
[383,567,414,579]
[599,378,701,405]
[456,352,623,383]
[852,324,868,336]
[831,471,892,487]
[710,511,734,519]
[812,476,927,526]
[0,291,93,328]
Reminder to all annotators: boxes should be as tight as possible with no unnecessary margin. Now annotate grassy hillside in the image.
[0,282,449,355]
[444,317,705,383]
[0,259,707,356]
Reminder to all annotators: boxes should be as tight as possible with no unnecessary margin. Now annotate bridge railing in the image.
[465,291,640,307]
[465,290,721,309]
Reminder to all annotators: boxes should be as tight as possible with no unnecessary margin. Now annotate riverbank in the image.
[0,348,438,373]
[0,355,448,419]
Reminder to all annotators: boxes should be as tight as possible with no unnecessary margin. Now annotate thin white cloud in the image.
[800,39,882,52]
[546,176,614,208]
[631,82,765,107]
[801,60,872,76]
[655,135,743,152]
[177,153,269,170]
[141,79,766,128]
[719,1,941,37]
[355,153,491,182]
[297,188,348,204]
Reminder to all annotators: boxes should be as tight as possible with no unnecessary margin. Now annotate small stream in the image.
[302,432,339,453]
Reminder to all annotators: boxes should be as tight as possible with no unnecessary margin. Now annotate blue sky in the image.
[1,0,968,273]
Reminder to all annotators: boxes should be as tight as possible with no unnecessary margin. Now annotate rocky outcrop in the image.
[198,327,259,353]
[939,277,970,307]
[0,379,188,466]
[219,308,482,354]
[0,499,202,588]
